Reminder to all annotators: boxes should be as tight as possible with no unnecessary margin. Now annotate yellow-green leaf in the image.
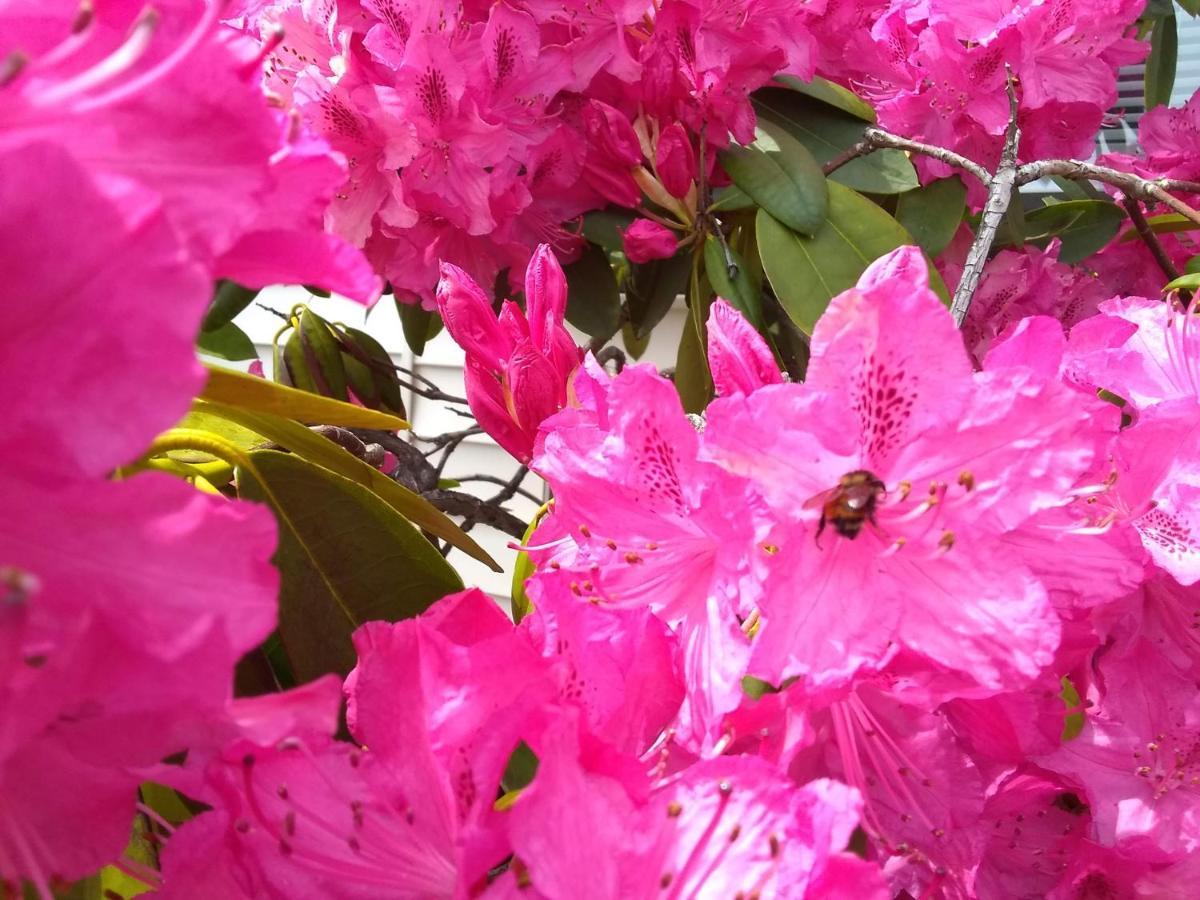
[511,502,553,624]
[201,364,408,430]
[197,400,499,570]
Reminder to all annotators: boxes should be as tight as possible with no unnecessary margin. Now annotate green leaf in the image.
[1164,272,1200,292]
[894,177,967,257]
[719,120,829,236]
[756,182,924,334]
[994,196,1027,249]
[1119,212,1200,240]
[398,301,443,356]
[704,235,763,328]
[196,321,258,361]
[1061,676,1086,741]
[581,208,636,253]
[1025,200,1125,264]
[201,280,259,332]
[674,313,712,414]
[1179,0,1200,15]
[511,502,552,624]
[201,363,409,430]
[564,241,621,340]
[1186,254,1200,274]
[621,320,651,360]
[773,74,876,122]
[1145,12,1178,110]
[195,400,499,570]
[626,252,691,338]
[240,450,463,680]
[707,184,756,213]
[753,89,918,195]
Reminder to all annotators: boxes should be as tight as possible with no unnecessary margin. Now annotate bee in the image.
[806,470,886,542]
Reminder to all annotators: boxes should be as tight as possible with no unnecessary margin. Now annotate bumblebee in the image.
[807,470,886,542]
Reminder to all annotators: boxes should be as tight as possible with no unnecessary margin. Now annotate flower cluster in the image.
[816,0,1148,187]
[231,0,826,304]
[148,246,1200,897]
[0,1,373,888]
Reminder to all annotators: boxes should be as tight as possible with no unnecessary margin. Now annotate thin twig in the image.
[1122,196,1181,281]
[488,466,531,506]
[1015,161,1200,229]
[455,475,542,504]
[950,72,1021,327]
[822,128,991,187]
[413,426,484,450]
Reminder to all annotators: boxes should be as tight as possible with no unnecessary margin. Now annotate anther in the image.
[760,543,779,554]
[605,539,618,550]
[769,834,780,857]
[957,470,975,491]
[578,524,591,537]
[660,873,673,889]
[938,530,955,551]
[729,824,741,841]
[624,552,643,564]
[718,781,732,796]
[666,801,682,818]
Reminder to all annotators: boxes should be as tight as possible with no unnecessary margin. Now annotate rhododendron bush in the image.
[7,0,1200,896]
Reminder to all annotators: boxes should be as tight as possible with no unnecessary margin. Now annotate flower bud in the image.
[706,299,783,396]
[436,261,510,372]
[656,123,696,199]
[623,219,678,264]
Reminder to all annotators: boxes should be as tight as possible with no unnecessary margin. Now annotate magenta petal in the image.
[706,299,783,396]
[437,262,512,372]
[216,230,383,304]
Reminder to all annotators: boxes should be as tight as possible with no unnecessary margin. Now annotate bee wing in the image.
[801,487,837,511]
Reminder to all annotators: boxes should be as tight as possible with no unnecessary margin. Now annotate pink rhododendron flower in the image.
[499,711,886,899]
[822,0,1146,193]
[522,574,685,756]
[940,237,1110,362]
[436,245,582,463]
[974,769,1094,899]
[703,247,1105,696]
[706,299,784,397]
[0,0,376,299]
[1039,633,1200,860]
[1101,88,1200,192]
[162,589,555,898]
[1067,295,1200,409]
[622,218,678,264]
[0,141,281,890]
[529,363,769,747]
